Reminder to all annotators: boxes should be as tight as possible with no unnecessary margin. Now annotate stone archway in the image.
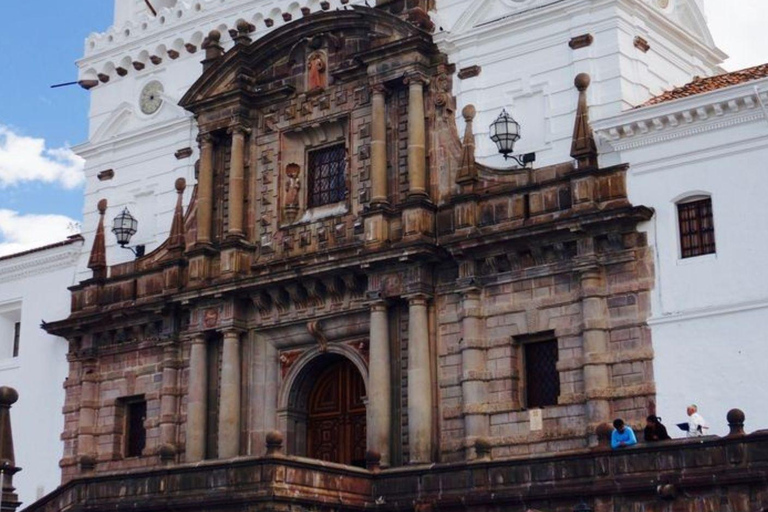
[278,348,368,465]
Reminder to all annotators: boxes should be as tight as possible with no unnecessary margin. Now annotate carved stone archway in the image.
[277,345,369,459]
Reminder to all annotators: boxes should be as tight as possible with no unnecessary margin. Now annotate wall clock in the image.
[139,81,164,115]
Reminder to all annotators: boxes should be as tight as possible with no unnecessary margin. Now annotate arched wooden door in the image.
[307,358,366,467]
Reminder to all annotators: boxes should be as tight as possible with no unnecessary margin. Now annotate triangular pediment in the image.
[450,0,563,34]
[91,102,136,143]
[671,0,715,47]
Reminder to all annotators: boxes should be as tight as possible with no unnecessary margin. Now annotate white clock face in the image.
[139,81,164,115]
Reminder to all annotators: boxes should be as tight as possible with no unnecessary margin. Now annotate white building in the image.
[0,237,82,505]
[594,67,768,436]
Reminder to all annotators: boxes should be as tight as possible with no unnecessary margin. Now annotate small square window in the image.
[677,197,715,259]
[307,144,346,208]
[122,398,147,458]
[517,333,560,408]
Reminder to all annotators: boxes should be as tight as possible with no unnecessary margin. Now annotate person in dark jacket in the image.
[644,415,671,441]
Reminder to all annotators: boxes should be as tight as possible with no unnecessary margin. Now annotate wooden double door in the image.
[307,358,367,467]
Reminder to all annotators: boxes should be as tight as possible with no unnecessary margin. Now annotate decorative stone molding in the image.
[593,79,768,152]
[457,65,481,80]
[568,34,593,49]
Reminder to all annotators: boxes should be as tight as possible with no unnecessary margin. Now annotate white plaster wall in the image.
[594,81,768,436]
[436,0,724,171]
[0,241,81,506]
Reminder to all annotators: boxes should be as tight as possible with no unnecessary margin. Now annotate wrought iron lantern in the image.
[489,108,536,168]
[112,207,145,257]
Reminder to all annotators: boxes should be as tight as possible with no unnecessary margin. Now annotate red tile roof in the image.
[642,63,768,107]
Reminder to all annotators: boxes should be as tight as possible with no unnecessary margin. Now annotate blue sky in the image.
[0,2,111,255]
[0,1,766,256]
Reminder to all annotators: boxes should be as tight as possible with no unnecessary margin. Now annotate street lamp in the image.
[489,108,536,168]
[112,207,145,258]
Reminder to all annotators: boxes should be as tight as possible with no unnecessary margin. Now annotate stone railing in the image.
[24,411,768,512]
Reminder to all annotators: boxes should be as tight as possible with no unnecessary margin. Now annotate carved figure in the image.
[307,51,327,91]
[284,164,301,221]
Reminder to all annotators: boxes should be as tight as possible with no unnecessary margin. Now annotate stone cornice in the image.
[74,116,194,161]
[78,0,368,84]
[0,241,82,285]
[593,78,768,152]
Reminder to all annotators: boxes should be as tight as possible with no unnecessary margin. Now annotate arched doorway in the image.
[307,358,367,467]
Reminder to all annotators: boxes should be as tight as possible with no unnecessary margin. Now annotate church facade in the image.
[20,1,768,511]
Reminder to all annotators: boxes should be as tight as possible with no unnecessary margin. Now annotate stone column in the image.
[459,288,489,456]
[77,361,99,462]
[370,85,388,205]
[406,75,428,198]
[196,134,214,244]
[186,334,207,462]
[159,342,181,456]
[581,268,611,426]
[227,126,247,238]
[367,300,391,465]
[407,294,432,463]
[218,329,242,458]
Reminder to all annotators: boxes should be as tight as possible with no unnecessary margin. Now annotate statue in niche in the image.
[307,51,327,91]
[284,163,301,222]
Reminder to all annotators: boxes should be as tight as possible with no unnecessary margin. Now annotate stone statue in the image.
[307,51,327,91]
[284,163,301,222]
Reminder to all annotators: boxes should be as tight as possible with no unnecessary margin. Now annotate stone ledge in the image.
[30,432,768,512]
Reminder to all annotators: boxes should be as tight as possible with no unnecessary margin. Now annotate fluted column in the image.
[227,126,247,238]
[581,268,611,426]
[196,134,214,244]
[186,334,207,462]
[370,84,388,205]
[367,300,391,465]
[407,294,432,463]
[406,75,428,198]
[218,329,242,458]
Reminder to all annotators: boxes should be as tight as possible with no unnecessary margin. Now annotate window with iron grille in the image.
[678,197,715,259]
[308,144,346,208]
[521,335,560,408]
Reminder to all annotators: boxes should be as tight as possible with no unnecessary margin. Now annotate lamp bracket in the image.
[119,244,146,258]
[503,152,536,168]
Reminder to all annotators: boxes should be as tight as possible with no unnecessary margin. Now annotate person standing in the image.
[611,418,638,449]
[687,405,709,437]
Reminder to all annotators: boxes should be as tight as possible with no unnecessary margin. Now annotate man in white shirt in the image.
[687,404,708,437]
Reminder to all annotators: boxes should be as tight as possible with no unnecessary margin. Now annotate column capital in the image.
[405,292,431,306]
[197,132,214,146]
[189,333,207,345]
[221,327,245,340]
[227,124,252,136]
[369,300,389,312]
[369,81,390,96]
[403,72,430,87]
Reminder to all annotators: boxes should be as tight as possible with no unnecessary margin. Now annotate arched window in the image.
[677,195,716,258]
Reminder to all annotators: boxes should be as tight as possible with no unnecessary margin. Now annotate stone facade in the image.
[47,1,657,498]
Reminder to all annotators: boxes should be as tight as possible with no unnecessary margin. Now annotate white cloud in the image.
[0,209,80,257]
[0,125,85,189]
